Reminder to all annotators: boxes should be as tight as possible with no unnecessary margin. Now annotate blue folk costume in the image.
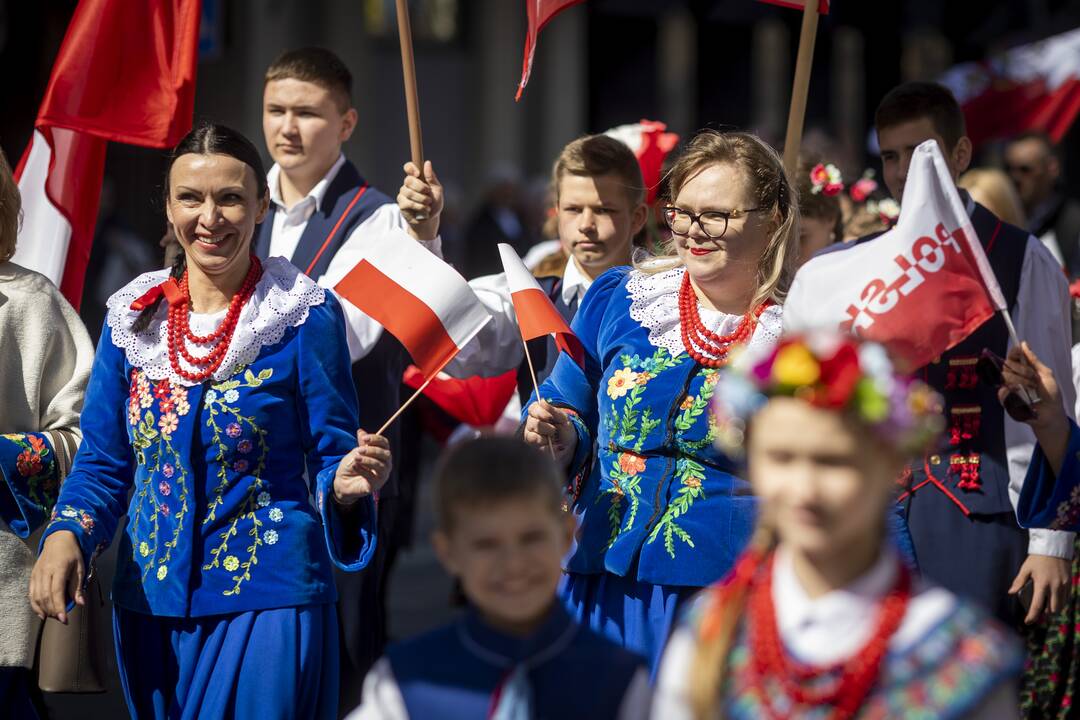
[40,257,375,720]
[352,603,648,719]
[533,265,783,670]
[1018,418,1080,531]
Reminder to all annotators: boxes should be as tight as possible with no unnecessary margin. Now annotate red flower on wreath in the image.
[16,450,42,477]
[816,343,862,408]
[618,453,646,476]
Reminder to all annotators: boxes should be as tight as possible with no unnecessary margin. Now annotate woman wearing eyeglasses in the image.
[522,130,797,671]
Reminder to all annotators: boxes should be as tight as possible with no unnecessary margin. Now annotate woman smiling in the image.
[29,124,391,719]
[522,130,798,670]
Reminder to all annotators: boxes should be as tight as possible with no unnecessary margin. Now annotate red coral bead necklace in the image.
[167,255,262,383]
[678,272,770,368]
[745,552,912,720]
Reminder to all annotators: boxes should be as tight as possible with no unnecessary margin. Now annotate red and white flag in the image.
[786,140,1004,371]
[940,27,1080,147]
[499,243,584,366]
[13,0,200,308]
[756,0,830,14]
[516,0,585,101]
[335,239,492,379]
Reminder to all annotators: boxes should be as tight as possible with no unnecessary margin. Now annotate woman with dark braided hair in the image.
[29,124,391,719]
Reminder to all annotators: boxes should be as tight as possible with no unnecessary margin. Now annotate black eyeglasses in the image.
[662,206,765,239]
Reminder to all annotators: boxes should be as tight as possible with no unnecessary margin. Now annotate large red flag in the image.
[516,0,585,101]
[784,140,1004,371]
[13,0,200,307]
[939,28,1080,148]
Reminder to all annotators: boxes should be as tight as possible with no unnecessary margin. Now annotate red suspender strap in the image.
[304,183,370,276]
[984,220,1002,255]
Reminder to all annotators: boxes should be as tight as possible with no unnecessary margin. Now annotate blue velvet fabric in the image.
[113,603,338,720]
[42,287,376,617]
[533,267,758,587]
[385,603,643,720]
[1018,418,1080,531]
[0,431,61,538]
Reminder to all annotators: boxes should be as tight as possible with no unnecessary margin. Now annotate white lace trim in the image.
[106,256,326,387]
[625,266,783,359]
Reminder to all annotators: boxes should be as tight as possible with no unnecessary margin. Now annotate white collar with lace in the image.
[106,256,326,387]
[625,266,783,359]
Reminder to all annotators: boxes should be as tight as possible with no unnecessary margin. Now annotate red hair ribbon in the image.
[130,278,184,311]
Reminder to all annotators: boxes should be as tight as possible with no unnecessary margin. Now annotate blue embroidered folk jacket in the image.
[535,267,783,588]
[41,260,375,617]
[1018,418,1080,531]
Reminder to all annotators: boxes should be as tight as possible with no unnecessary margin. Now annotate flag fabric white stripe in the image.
[13,130,71,285]
[498,243,543,294]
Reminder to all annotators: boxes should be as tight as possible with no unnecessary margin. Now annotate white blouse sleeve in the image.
[1008,236,1076,558]
[317,203,442,363]
[649,627,698,720]
[440,271,526,378]
[345,657,410,720]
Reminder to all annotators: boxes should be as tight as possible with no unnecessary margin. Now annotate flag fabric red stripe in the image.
[510,287,585,365]
[13,0,200,308]
[402,366,519,428]
[756,0,830,14]
[516,0,585,100]
[336,260,462,379]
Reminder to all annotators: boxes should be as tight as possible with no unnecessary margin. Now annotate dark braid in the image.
[132,252,186,334]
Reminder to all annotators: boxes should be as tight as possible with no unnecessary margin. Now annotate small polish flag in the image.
[499,244,584,366]
[334,236,492,380]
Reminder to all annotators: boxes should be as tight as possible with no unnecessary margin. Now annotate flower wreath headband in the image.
[809,162,844,196]
[712,333,944,456]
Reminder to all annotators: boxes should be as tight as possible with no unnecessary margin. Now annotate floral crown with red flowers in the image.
[713,333,943,455]
[809,163,844,197]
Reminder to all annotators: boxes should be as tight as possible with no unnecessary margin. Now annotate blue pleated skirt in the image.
[560,570,696,676]
[113,603,338,720]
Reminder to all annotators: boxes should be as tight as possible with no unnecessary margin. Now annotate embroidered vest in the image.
[898,203,1028,516]
[518,275,579,403]
[254,160,392,280]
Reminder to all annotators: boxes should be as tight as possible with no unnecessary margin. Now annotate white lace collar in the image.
[106,256,326,386]
[625,266,782,359]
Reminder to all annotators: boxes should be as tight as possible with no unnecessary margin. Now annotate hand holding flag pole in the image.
[498,244,585,459]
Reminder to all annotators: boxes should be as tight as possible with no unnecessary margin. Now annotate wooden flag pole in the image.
[395,0,427,220]
[781,0,821,178]
[522,340,558,460]
[376,354,455,436]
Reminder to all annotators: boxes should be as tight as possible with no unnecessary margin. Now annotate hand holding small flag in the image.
[523,400,577,467]
[333,430,393,507]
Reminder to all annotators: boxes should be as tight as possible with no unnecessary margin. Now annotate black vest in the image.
[517,275,579,404]
[899,203,1028,516]
[255,161,406,497]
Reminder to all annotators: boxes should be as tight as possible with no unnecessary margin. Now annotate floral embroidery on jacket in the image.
[3,432,57,513]
[201,366,275,596]
[1052,475,1080,531]
[127,371,190,582]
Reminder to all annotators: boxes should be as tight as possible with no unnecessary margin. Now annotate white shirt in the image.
[651,549,1020,720]
[446,256,593,379]
[266,155,442,363]
[784,203,1076,559]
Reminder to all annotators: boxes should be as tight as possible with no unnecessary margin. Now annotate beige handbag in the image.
[36,573,107,693]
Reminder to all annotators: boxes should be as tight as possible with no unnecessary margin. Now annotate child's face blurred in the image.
[433,493,575,633]
[748,397,903,561]
[797,215,836,266]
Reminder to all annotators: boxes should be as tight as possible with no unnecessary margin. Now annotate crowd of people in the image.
[4,44,1080,720]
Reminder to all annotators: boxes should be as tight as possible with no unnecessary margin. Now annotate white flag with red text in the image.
[785,140,1004,371]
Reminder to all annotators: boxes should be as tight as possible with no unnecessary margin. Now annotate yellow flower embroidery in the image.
[156,565,168,580]
[772,344,821,387]
[607,368,640,400]
[223,555,240,572]
[139,541,149,557]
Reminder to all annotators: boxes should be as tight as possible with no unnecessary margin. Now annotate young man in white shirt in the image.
[255,47,443,716]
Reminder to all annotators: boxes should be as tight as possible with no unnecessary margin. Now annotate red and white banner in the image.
[499,243,584,366]
[13,0,200,308]
[757,0,830,14]
[604,120,680,206]
[786,140,1004,371]
[939,27,1080,147]
[336,238,492,379]
[516,0,585,101]
[402,366,519,428]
